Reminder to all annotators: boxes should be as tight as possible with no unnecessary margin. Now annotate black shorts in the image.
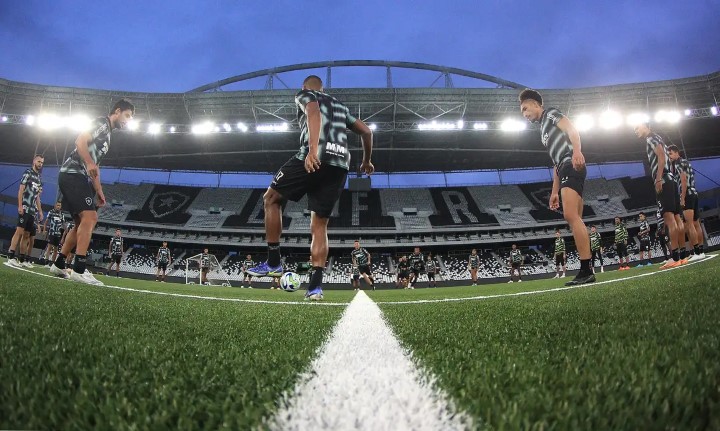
[639,237,650,252]
[112,254,122,264]
[557,161,586,198]
[49,235,61,247]
[683,194,699,220]
[591,249,602,261]
[358,264,371,275]
[469,265,479,271]
[410,268,421,277]
[352,274,360,281]
[58,173,96,216]
[555,254,566,266]
[17,212,35,231]
[657,180,680,215]
[616,243,628,258]
[243,271,253,279]
[511,262,521,270]
[158,262,168,271]
[427,272,435,280]
[399,271,409,280]
[270,156,348,218]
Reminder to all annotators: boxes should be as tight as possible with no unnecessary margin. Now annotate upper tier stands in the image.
[97,177,656,232]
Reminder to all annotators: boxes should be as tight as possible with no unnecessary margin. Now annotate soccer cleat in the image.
[67,270,104,286]
[518,279,522,283]
[246,261,283,277]
[687,254,702,262]
[564,272,596,286]
[304,286,324,301]
[22,261,33,268]
[660,260,682,270]
[561,273,566,278]
[553,274,560,279]
[679,258,689,265]
[698,253,706,259]
[49,264,69,278]
[7,258,21,268]
[508,280,513,283]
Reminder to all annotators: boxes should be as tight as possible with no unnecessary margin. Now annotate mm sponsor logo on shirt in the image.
[326,142,346,155]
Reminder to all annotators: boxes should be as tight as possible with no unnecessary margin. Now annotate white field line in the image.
[2,253,715,307]
[267,290,473,431]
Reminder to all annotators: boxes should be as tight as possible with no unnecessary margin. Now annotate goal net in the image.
[185,253,232,287]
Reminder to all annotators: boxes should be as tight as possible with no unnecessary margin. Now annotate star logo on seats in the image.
[149,192,189,218]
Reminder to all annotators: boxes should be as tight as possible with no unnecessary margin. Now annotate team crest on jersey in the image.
[85,197,93,206]
[541,133,549,145]
[149,192,189,218]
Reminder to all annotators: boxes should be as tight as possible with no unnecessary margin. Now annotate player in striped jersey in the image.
[51,99,134,285]
[508,244,523,283]
[520,90,594,286]
[107,228,124,277]
[589,225,604,274]
[553,230,566,279]
[655,203,671,263]
[241,255,255,288]
[408,247,425,289]
[468,249,480,286]
[614,217,630,270]
[425,253,439,288]
[634,124,685,269]
[41,202,65,266]
[7,155,44,268]
[351,241,375,290]
[637,213,652,267]
[155,241,172,282]
[668,145,705,260]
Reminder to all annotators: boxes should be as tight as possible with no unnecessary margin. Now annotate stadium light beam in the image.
[1,116,7,122]
[473,122,488,130]
[222,123,232,132]
[67,114,91,132]
[257,122,289,133]
[626,112,650,127]
[169,126,176,133]
[236,122,248,132]
[191,121,214,135]
[500,119,526,132]
[25,115,35,126]
[369,123,377,131]
[574,114,594,132]
[126,119,139,131]
[38,114,63,130]
[148,123,162,135]
[684,109,692,116]
[418,120,461,131]
[654,109,681,124]
[712,106,719,116]
[599,110,622,130]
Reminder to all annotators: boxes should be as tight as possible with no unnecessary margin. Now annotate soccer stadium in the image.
[2,57,720,429]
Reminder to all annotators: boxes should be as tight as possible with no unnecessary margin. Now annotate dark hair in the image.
[303,75,323,87]
[667,144,680,153]
[519,89,543,105]
[33,154,44,159]
[555,229,561,233]
[110,99,135,115]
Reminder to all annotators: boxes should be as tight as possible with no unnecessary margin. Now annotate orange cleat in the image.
[660,260,682,270]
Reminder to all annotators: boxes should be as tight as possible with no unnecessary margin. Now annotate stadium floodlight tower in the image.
[185,253,232,287]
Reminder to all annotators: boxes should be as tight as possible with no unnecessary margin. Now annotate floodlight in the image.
[67,115,91,132]
[38,114,63,130]
[191,121,214,135]
[599,110,622,129]
[257,123,289,132]
[473,122,488,130]
[456,120,464,129]
[169,126,176,133]
[148,123,161,134]
[500,119,526,132]
[574,114,594,132]
[369,123,377,131]
[1,116,7,122]
[25,115,35,126]
[223,123,231,132]
[126,119,139,131]
[626,112,650,126]
[684,109,692,116]
[236,122,248,132]
[712,106,719,116]
[654,110,681,124]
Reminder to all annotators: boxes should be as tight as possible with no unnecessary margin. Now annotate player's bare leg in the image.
[561,187,594,284]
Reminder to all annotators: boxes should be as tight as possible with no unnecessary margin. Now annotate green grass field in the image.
[2,256,719,429]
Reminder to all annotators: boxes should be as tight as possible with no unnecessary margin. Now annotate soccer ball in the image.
[280,271,301,292]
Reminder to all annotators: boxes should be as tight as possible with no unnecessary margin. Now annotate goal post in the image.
[185,253,232,287]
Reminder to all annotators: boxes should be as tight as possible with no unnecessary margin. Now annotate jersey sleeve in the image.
[295,90,317,113]
[20,170,31,186]
[345,106,358,128]
[89,118,108,141]
[546,108,565,125]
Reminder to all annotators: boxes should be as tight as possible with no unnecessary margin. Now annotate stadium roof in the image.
[0,62,719,172]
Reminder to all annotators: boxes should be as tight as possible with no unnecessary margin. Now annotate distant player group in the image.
[5,80,707,298]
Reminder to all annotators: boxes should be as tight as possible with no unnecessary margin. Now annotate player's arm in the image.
[42,211,50,231]
[557,117,585,170]
[549,168,560,210]
[366,250,371,265]
[653,144,666,192]
[35,195,43,221]
[75,132,106,205]
[352,254,357,266]
[17,182,25,214]
[303,100,322,173]
[350,119,374,175]
[679,169,688,205]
